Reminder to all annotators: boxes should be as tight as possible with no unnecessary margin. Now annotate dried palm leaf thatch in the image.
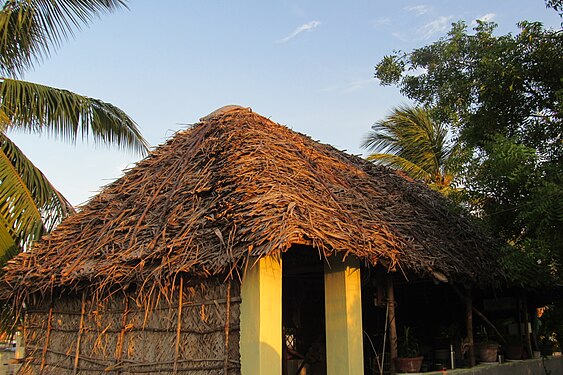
[21,278,240,374]
[2,106,499,301]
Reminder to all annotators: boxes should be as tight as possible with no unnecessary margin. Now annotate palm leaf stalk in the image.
[0,78,148,152]
[363,105,456,193]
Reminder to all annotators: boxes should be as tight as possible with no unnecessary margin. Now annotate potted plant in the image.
[475,325,499,363]
[394,326,424,373]
[539,336,555,356]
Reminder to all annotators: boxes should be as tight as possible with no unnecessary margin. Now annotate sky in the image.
[9,0,562,206]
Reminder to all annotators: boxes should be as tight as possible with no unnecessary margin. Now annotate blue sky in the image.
[9,0,561,205]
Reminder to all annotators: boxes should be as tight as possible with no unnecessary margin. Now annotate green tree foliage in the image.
[545,0,563,18]
[362,105,459,195]
[375,20,563,286]
[0,0,149,266]
[0,0,128,76]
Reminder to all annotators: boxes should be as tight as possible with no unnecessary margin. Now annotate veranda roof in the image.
[2,106,500,299]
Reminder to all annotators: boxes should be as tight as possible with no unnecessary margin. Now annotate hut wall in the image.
[20,277,241,375]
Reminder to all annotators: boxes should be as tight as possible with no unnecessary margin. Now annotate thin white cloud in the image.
[472,13,496,25]
[319,79,374,94]
[405,5,431,16]
[342,79,374,94]
[417,15,454,39]
[373,17,392,27]
[276,20,321,43]
[391,31,409,42]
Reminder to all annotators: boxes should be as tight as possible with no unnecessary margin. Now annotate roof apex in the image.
[199,105,249,121]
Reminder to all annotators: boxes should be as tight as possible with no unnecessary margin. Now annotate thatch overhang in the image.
[2,106,500,300]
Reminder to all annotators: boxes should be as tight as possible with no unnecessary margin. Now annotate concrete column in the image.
[240,256,282,375]
[324,255,364,375]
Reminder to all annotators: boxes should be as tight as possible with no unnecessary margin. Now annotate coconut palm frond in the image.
[0,78,149,155]
[367,153,432,181]
[0,1,43,76]
[0,214,17,262]
[0,107,9,130]
[0,133,75,254]
[0,228,19,337]
[0,0,128,76]
[363,105,455,188]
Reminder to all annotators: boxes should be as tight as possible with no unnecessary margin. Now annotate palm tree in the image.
[0,0,149,263]
[362,105,457,194]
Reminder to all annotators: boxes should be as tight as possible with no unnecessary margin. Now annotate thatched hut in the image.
[2,106,499,374]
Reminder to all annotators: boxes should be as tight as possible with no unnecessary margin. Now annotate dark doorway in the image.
[282,245,327,375]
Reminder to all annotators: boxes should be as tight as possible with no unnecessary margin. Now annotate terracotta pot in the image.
[478,342,498,363]
[393,356,424,373]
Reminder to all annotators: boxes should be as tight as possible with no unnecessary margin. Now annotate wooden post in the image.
[39,304,53,374]
[223,279,232,375]
[115,296,129,375]
[173,278,184,374]
[522,291,533,358]
[240,256,282,375]
[73,292,86,375]
[451,284,506,345]
[465,287,475,367]
[387,274,398,375]
[324,255,364,375]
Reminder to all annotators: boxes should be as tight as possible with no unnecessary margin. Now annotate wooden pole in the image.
[451,284,506,345]
[386,274,398,375]
[115,296,129,375]
[173,278,184,375]
[73,292,86,375]
[516,293,527,356]
[465,287,475,367]
[39,304,53,374]
[223,279,231,375]
[521,291,533,358]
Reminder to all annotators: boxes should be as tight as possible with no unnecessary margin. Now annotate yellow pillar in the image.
[240,255,282,375]
[324,255,364,374]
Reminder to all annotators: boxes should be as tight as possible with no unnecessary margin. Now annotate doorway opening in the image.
[282,245,327,375]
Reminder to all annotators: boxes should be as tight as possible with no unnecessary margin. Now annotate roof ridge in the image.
[199,105,249,121]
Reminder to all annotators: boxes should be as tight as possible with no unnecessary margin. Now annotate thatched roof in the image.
[3,106,500,299]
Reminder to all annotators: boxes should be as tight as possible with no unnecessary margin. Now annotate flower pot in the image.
[478,342,498,363]
[393,356,424,373]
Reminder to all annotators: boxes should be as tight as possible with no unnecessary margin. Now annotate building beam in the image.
[324,255,364,375]
[466,287,476,367]
[240,256,282,375]
[387,274,398,374]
